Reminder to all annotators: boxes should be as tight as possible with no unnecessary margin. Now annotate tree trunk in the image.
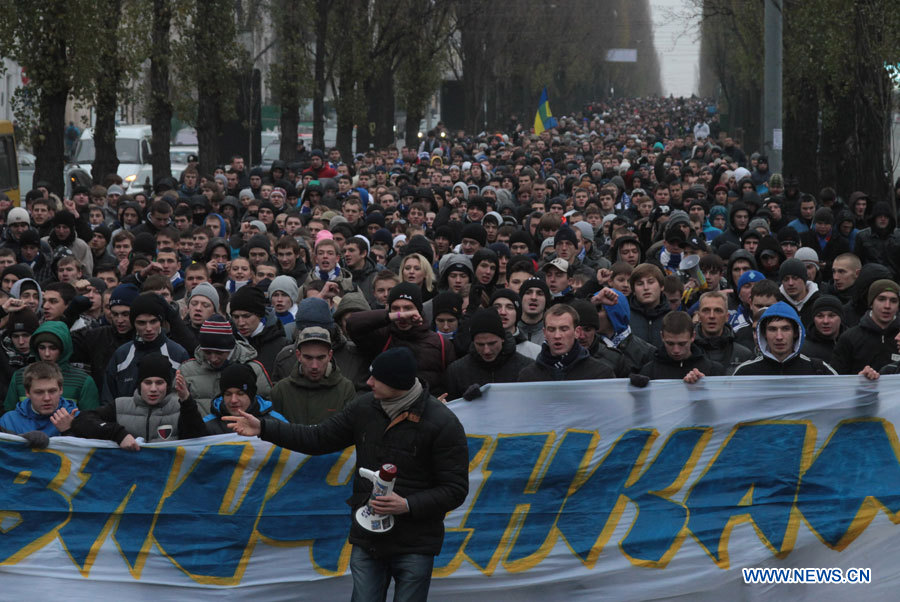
[92,0,123,186]
[195,7,222,175]
[335,72,355,162]
[373,69,395,149]
[312,0,329,151]
[783,76,818,190]
[150,0,173,186]
[334,6,359,163]
[33,89,68,196]
[279,101,299,162]
[405,105,424,149]
[357,75,374,153]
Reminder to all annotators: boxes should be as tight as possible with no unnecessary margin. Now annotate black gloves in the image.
[20,430,49,449]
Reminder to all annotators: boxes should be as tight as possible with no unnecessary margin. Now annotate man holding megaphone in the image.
[225,347,469,602]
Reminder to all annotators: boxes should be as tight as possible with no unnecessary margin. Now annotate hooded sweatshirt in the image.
[733,302,837,375]
[203,394,286,435]
[0,395,78,435]
[4,321,100,411]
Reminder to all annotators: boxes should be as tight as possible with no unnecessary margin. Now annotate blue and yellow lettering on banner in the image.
[2,377,900,598]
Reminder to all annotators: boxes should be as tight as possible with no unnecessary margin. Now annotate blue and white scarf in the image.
[313,265,341,282]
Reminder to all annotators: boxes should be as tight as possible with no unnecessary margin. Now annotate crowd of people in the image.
[3,95,900,599]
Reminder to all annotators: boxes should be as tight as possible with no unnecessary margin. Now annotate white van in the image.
[66,124,154,195]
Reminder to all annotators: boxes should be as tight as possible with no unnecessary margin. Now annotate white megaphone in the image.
[355,464,398,532]
[679,254,707,289]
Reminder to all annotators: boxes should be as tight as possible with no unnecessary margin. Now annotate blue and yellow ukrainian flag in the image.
[533,87,558,134]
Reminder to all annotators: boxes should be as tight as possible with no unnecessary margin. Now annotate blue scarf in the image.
[659,248,681,276]
[227,279,249,293]
[313,265,341,281]
[602,325,632,349]
[552,285,572,299]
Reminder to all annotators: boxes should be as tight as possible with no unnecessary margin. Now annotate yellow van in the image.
[0,121,19,206]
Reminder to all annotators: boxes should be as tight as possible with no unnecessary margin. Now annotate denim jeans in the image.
[349,545,434,602]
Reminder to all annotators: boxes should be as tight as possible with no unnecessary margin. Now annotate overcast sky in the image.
[650,0,700,97]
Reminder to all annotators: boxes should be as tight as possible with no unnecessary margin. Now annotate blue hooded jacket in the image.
[203,394,287,430]
[0,396,78,436]
[604,289,631,336]
[756,301,804,363]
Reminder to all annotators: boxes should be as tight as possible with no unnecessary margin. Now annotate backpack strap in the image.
[382,335,392,353]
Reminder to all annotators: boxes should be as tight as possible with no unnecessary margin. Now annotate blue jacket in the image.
[203,394,286,435]
[0,396,78,436]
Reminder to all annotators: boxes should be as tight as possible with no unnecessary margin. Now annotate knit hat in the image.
[867,279,900,307]
[30,330,63,352]
[779,258,808,282]
[812,295,844,320]
[369,347,417,391]
[776,227,801,245]
[737,270,766,290]
[432,292,463,319]
[189,282,220,312]
[748,217,769,233]
[245,234,271,254]
[489,288,522,323]
[296,297,334,329]
[572,220,595,242]
[137,352,173,385]
[219,363,257,399]
[814,207,834,225]
[109,283,140,309]
[2,264,34,281]
[571,299,600,330]
[403,235,435,265]
[519,277,551,302]
[52,210,76,229]
[387,282,423,313]
[793,246,819,269]
[18,229,41,248]
[230,285,267,317]
[198,314,236,351]
[468,308,506,340]
[8,309,39,335]
[460,223,487,247]
[249,220,267,234]
[130,293,167,325]
[268,275,299,303]
[554,226,578,247]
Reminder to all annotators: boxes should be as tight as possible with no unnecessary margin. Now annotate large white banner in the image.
[1,375,897,600]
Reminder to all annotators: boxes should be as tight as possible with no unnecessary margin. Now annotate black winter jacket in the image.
[259,384,469,557]
[518,344,615,382]
[693,324,754,375]
[629,297,670,348]
[831,313,900,375]
[242,315,289,376]
[799,325,842,364]
[445,335,532,400]
[639,344,725,380]
[346,309,455,395]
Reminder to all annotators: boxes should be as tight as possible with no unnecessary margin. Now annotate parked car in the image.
[65,124,154,196]
[17,149,34,196]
